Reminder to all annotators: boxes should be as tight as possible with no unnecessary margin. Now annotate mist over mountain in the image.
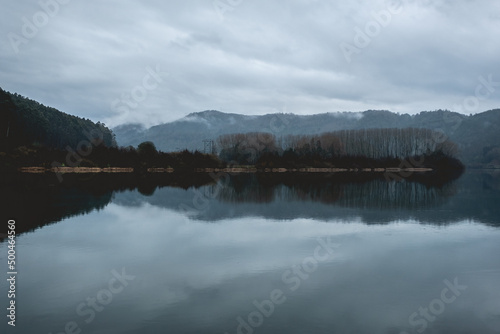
[113,109,500,166]
[2,84,497,168]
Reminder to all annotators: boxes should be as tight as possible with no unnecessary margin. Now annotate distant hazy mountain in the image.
[113,109,500,165]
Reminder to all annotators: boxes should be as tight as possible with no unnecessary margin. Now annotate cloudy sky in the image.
[1,0,499,127]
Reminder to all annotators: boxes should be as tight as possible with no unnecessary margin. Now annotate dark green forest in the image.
[0,87,467,174]
[0,88,223,172]
[0,87,115,150]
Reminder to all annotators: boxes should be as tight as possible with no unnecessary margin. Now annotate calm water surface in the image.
[1,171,500,334]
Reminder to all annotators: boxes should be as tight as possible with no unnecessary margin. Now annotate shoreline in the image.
[18,167,135,174]
[16,166,435,174]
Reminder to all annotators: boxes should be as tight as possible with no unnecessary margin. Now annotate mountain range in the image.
[113,109,500,166]
[1,85,498,167]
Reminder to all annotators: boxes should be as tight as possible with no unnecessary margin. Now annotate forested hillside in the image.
[2,86,498,169]
[0,87,115,151]
[0,88,224,172]
[114,109,500,166]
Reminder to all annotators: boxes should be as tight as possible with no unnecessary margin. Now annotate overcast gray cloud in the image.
[1,0,499,127]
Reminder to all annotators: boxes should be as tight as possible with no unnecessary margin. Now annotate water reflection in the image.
[1,171,500,334]
[217,174,458,209]
[2,207,500,334]
[1,171,500,238]
[116,172,500,226]
[0,173,215,235]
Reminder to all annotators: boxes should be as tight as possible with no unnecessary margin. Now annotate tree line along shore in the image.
[3,129,464,176]
[0,87,465,175]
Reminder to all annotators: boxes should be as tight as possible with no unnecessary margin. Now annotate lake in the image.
[1,171,500,334]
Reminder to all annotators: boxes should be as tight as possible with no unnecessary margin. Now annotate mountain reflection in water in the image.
[1,171,499,237]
